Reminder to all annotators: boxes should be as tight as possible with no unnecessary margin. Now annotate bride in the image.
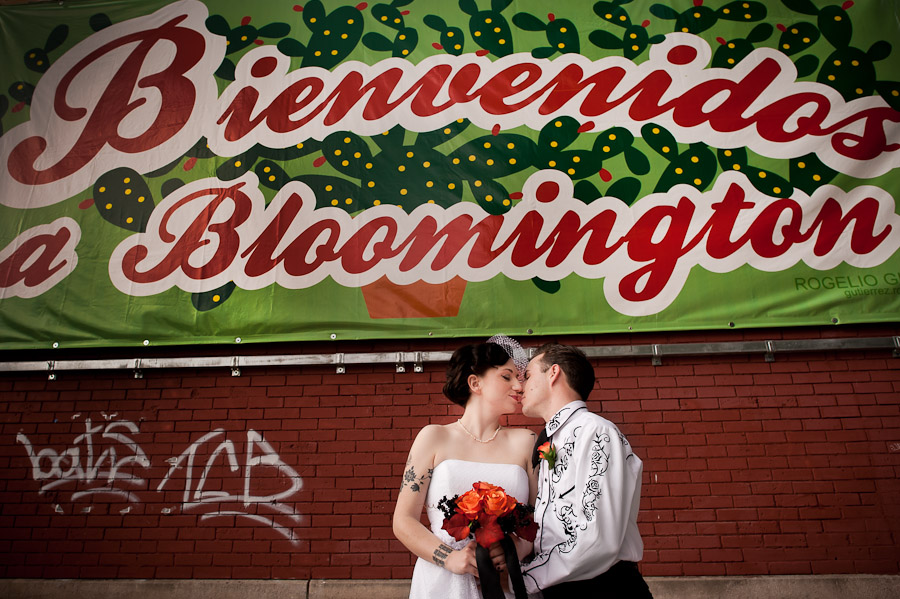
[393,335,538,599]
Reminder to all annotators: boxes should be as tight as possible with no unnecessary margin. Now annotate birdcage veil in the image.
[486,334,528,376]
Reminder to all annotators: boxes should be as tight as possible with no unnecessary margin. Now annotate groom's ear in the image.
[547,363,561,386]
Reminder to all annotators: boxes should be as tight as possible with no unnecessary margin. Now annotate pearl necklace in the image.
[456,419,502,443]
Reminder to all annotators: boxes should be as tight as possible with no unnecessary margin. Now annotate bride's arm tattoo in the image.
[433,543,452,567]
[400,459,434,492]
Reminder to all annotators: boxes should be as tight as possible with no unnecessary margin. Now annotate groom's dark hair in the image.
[535,343,595,402]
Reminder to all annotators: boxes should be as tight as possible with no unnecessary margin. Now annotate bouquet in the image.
[439,482,538,549]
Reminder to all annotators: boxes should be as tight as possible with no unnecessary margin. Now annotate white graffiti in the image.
[157,428,303,543]
[17,417,304,544]
[16,417,149,503]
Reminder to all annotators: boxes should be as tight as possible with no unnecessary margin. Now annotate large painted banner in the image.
[1,0,899,349]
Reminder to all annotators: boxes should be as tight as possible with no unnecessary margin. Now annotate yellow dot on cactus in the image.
[485,195,493,202]
[743,3,749,7]
[782,44,790,50]
[797,162,806,169]
[453,158,460,164]
[503,199,511,206]
[226,41,231,46]
[675,168,683,174]
[694,12,701,18]
[572,156,581,163]
[365,163,373,169]
[331,50,338,55]
[550,141,558,148]
[693,178,702,185]
[630,33,637,39]
[474,31,481,37]
[426,181,434,187]
[345,198,353,204]
[234,161,241,167]
[310,17,317,22]
[342,160,349,166]
[457,118,464,123]
[507,143,514,149]
[381,15,388,21]
[241,36,247,41]
[394,18,401,23]
[297,143,304,149]
[124,189,132,195]
[773,187,782,195]
[29,53,35,58]
[331,199,338,205]
[852,60,859,67]
[342,34,348,39]
[483,142,491,149]
[397,205,403,209]
[347,19,354,24]
[324,30,330,35]
[474,180,482,187]
[727,43,735,49]
[468,155,476,162]
[620,15,626,21]
[555,121,562,127]
[444,128,451,134]
[373,199,381,205]
[407,151,414,158]
[448,31,455,37]
[827,75,836,81]
[99,186,106,193]
[803,37,810,43]
[486,159,494,165]
[269,175,276,182]
[834,60,841,66]
[400,189,407,195]
[835,15,842,21]
[728,58,735,64]
[558,43,565,49]
[494,27,501,33]
[264,166,271,173]
[326,185,333,191]
[126,217,133,224]
[419,161,429,168]
[758,172,767,179]
[662,146,670,153]
[400,34,407,41]
[335,149,342,156]
[567,168,575,175]
[499,39,506,45]
[354,152,361,158]
[652,127,660,134]
[602,146,610,152]
[723,150,732,157]
[744,13,751,19]
[138,196,145,203]
[690,156,699,163]
[399,165,406,171]
[791,28,798,34]
[605,13,612,19]
[123,177,131,184]
[448,183,456,190]
[682,27,689,32]
[485,18,492,24]
[855,88,863,95]
[105,203,112,209]
[561,27,568,33]
[402,49,409,55]
[509,158,516,165]
[454,44,461,50]
[732,164,741,171]
[212,295,220,302]
[428,200,435,204]
[549,161,557,167]
[893,90,899,97]
[632,45,639,51]
[368,181,375,187]
[315,51,321,56]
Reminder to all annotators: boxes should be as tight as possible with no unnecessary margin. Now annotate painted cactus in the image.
[590,1,664,60]
[650,0,767,35]
[712,22,773,68]
[92,168,155,233]
[0,94,7,137]
[364,0,418,58]
[512,12,580,59]
[642,123,716,193]
[277,1,367,69]
[789,154,837,195]
[424,14,465,55]
[23,23,68,74]
[717,148,793,198]
[774,20,821,77]
[460,0,514,57]
[206,14,291,80]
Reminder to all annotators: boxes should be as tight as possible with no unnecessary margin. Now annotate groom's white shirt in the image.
[523,401,644,592]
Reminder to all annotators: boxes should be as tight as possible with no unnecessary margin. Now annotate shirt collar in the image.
[545,400,587,437]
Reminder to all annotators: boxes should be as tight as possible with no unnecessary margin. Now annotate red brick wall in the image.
[2,325,899,579]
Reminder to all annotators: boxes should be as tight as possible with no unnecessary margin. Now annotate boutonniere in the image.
[537,441,557,469]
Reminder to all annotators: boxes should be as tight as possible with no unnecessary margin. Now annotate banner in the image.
[1,0,899,349]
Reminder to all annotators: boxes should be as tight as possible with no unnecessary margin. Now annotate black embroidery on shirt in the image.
[583,432,610,521]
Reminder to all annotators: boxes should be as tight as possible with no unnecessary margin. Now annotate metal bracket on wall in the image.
[0,337,896,377]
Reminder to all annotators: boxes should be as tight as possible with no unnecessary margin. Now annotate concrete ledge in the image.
[2,575,898,599]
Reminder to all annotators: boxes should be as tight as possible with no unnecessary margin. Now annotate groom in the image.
[519,343,652,598]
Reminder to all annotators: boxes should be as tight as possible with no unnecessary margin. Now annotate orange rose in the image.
[455,489,483,518]
[472,481,500,497]
[483,487,517,517]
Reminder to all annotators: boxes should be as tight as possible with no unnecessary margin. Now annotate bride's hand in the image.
[442,542,478,576]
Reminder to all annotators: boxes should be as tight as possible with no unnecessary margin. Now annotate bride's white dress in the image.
[408,459,530,599]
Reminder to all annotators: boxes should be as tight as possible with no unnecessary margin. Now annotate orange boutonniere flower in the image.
[537,441,557,469]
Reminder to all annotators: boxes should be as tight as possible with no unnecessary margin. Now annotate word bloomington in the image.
[2,0,900,209]
[101,170,900,317]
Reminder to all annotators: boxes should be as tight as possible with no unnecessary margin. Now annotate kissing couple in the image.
[393,335,653,598]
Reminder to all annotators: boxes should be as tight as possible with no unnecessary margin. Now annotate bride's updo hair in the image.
[443,342,511,406]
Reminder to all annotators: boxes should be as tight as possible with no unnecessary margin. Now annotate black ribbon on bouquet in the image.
[475,535,528,599]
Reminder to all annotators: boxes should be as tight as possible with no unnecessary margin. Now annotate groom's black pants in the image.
[541,561,653,599]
